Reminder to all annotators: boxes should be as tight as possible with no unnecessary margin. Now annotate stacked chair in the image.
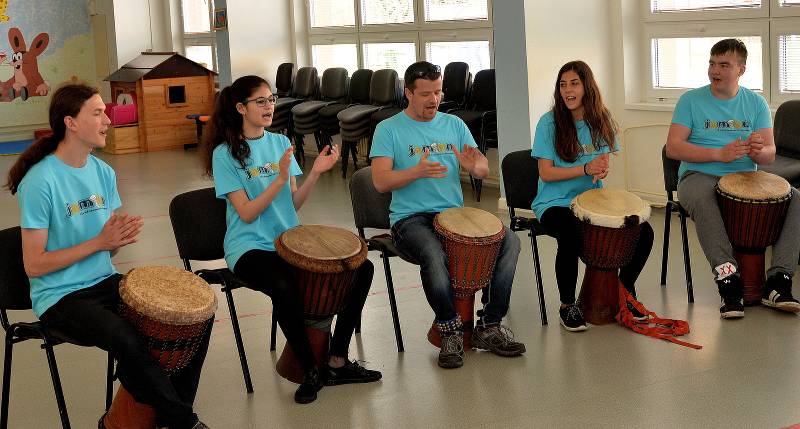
[267,67,320,165]
[438,62,471,112]
[291,68,349,153]
[336,69,402,177]
[318,69,374,150]
[760,100,800,188]
[274,62,295,98]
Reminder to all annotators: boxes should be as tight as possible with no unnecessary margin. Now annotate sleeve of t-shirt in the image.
[753,93,772,130]
[19,178,52,230]
[671,92,694,129]
[106,167,122,211]
[212,146,244,199]
[458,118,478,150]
[532,115,557,161]
[369,121,395,159]
[280,134,303,177]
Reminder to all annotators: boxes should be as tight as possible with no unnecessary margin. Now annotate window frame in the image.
[771,0,800,17]
[179,0,218,72]
[645,1,768,22]
[770,17,800,102]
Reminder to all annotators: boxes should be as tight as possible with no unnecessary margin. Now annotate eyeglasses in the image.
[243,95,279,107]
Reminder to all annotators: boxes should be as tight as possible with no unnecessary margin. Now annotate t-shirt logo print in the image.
[65,194,106,217]
[245,162,280,179]
[408,142,454,157]
[704,119,751,130]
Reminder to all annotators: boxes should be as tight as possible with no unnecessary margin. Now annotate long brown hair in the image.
[5,84,100,194]
[552,61,617,162]
[201,75,270,176]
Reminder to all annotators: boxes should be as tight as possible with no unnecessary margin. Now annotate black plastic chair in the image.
[292,68,349,153]
[760,99,800,188]
[349,167,417,352]
[268,67,321,166]
[500,151,549,325]
[660,145,694,303]
[274,62,295,98]
[318,69,374,151]
[449,69,496,201]
[169,188,280,394]
[438,62,471,112]
[0,226,114,429]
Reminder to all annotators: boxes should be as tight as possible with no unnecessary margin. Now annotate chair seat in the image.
[371,108,401,125]
[368,234,418,265]
[338,105,381,124]
[759,154,800,188]
[319,103,348,119]
[292,100,335,118]
[450,109,486,127]
[341,128,371,141]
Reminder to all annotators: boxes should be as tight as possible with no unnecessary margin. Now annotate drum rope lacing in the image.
[615,283,702,350]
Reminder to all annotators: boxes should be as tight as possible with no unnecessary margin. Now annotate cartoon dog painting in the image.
[1,28,50,102]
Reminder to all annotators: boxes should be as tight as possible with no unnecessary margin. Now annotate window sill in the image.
[623,102,676,112]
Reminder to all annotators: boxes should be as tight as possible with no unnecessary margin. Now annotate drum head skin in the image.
[276,224,368,273]
[571,188,651,228]
[435,207,503,239]
[120,266,217,325]
[717,171,791,201]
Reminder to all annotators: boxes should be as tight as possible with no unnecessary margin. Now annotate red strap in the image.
[615,283,702,350]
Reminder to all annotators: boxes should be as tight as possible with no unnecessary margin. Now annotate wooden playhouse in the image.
[104,52,216,154]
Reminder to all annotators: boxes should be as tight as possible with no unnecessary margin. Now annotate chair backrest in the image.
[369,69,402,107]
[349,167,392,234]
[442,62,470,105]
[468,69,496,111]
[275,62,295,97]
[320,67,349,102]
[775,99,800,158]
[169,187,227,262]
[661,144,680,193]
[349,69,373,104]
[0,226,33,311]
[293,67,320,99]
[501,150,539,212]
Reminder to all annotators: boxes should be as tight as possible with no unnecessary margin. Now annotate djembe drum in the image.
[572,188,651,325]
[103,266,217,429]
[427,207,506,349]
[716,171,792,305]
[274,224,368,383]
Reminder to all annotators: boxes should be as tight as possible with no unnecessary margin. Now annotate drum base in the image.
[276,326,330,384]
[427,296,474,350]
[734,250,766,306]
[578,267,620,325]
[104,385,156,429]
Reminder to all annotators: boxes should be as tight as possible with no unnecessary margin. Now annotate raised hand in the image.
[746,132,764,158]
[452,144,480,173]
[717,137,750,163]
[414,148,448,179]
[95,213,144,251]
[278,147,294,182]
[585,153,609,175]
[311,144,340,174]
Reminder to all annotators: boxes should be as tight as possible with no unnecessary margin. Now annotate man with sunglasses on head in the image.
[370,61,525,369]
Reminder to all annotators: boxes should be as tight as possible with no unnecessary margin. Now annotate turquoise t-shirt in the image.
[18,154,122,317]
[369,111,477,226]
[531,110,615,219]
[212,132,303,270]
[672,85,771,180]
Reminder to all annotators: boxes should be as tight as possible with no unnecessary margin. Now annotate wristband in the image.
[583,163,589,176]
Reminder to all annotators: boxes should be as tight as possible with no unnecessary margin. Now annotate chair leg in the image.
[341,141,350,178]
[475,178,483,202]
[530,234,548,325]
[42,342,71,429]
[350,142,359,171]
[223,287,254,393]
[270,313,277,352]
[105,353,114,411]
[381,252,405,352]
[1,335,14,429]
[679,208,694,303]
[661,203,673,286]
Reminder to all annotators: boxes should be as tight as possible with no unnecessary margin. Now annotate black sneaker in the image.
[762,272,800,313]
[294,367,324,404]
[627,301,648,322]
[437,330,464,369]
[717,275,744,319]
[324,360,382,386]
[559,304,587,332]
[472,324,526,357]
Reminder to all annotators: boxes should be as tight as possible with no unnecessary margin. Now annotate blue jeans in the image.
[391,212,521,326]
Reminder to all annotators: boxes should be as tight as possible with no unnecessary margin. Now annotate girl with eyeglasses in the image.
[531,61,654,332]
[201,75,381,404]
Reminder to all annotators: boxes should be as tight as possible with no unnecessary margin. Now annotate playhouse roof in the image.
[105,52,217,83]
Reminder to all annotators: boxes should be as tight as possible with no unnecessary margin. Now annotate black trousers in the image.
[540,206,654,305]
[39,274,208,429]
[234,249,373,370]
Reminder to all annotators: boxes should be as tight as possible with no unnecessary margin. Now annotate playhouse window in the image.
[167,85,187,106]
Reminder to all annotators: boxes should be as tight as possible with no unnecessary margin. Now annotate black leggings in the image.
[40,274,207,429]
[540,206,654,305]
[234,249,373,370]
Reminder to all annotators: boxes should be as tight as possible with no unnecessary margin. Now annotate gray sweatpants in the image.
[677,170,800,278]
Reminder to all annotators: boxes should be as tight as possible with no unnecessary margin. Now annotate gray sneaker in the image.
[472,324,526,357]
[438,330,464,369]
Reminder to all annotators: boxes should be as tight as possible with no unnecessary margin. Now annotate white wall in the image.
[227,0,295,84]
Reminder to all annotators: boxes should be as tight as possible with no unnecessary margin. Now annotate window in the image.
[168,85,187,106]
[360,0,414,25]
[425,40,491,72]
[651,0,761,12]
[424,0,489,22]
[180,0,217,72]
[363,42,417,73]
[310,0,355,28]
[778,35,800,92]
[312,44,359,75]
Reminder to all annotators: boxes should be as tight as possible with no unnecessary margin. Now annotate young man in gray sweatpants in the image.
[666,38,800,319]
